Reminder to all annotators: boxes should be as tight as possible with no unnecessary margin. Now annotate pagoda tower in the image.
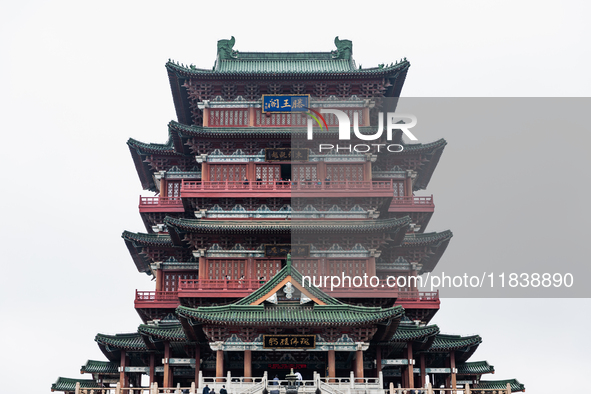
[51,37,525,394]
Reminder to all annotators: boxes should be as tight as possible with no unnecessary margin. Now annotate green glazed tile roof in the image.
[390,324,439,342]
[456,361,495,375]
[122,231,174,247]
[127,137,180,156]
[80,360,118,374]
[51,377,98,392]
[164,217,411,234]
[138,321,187,341]
[177,303,403,327]
[402,231,453,246]
[95,332,148,351]
[476,379,525,392]
[166,57,409,77]
[401,139,447,154]
[169,120,402,140]
[429,334,482,352]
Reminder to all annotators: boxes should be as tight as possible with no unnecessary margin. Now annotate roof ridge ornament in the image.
[217,36,238,60]
[331,36,352,60]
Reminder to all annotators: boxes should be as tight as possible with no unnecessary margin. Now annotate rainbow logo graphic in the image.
[304,107,328,130]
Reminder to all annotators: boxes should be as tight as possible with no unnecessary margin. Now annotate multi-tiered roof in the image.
[52,37,524,393]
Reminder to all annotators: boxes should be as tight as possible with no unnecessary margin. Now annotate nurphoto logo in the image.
[306,108,418,153]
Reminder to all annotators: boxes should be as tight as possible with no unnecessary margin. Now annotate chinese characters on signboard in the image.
[264,148,309,162]
[262,95,310,113]
[264,244,310,258]
[263,335,316,349]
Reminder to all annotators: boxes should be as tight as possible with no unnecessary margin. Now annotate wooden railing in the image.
[135,290,178,302]
[139,196,183,207]
[181,180,393,192]
[396,290,439,301]
[179,279,264,291]
[390,196,434,205]
[135,286,438,304]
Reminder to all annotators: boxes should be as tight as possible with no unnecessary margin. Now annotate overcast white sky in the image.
[0,1,589,393]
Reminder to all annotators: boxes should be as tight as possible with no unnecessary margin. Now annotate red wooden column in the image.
[149,353,155,385]
[363,161,371,181]
[406,342,414,388]
[410,268,418,292]
[317,162,327,182]
[367,256,376,277]
[244,349,252,382]
[419,353,426,388]
[328,349,336,381]
[248,107,255,127]
[354,349,364,382]
[247,162,255,182]
[163,341,172,388]
[156,270,163,292]
[375,346,382,376]
[119,350,128,391]
[450,351,457,390]
[194,346,200,388]
[216,349,224,381]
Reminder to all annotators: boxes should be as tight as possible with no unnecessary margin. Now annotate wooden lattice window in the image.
[393,181,405,197]
[326,164,364,181]
[167,181,181,198]
[209,165,246,181]
[293,164,318,181]
[255,259,282,280]
[255,165,281,181]
[206,259,246,280]
[209,109,248,127]
[163,272,198,292]
[327,259,367,277]
[293,259,320,277]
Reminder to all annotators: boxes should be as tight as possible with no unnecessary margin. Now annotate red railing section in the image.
[139,196,183,207]
[390,196,434,205]
[135,284,439,303]
[181,180,393,192]
[135,290,178,302]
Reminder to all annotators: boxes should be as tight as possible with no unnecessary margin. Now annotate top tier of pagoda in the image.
[166,36,410,126]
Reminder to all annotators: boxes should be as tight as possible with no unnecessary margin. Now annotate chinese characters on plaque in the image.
[264,148,309,162]
[264,244,310,258]
[263,335,316,349]
[262,95,310,113]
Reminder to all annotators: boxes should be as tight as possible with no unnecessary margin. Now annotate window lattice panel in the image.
[209,109,248,127]
[163,272,198,292]
[293,259,320,277]
[255,259,282,280]
[293,165,318,181]
[209,165,247,181]
[327,259,367,277]
[255,165,281,181]
[206,259,246,280]
[326,164,364,181]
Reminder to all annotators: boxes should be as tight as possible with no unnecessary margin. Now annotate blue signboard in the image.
[262,94,310,113]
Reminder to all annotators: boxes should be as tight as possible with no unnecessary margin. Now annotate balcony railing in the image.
[179,279,264,291]
[181,180,394,193]
[390,195,434,205]
[139,196,183,206]
[135,283,439,305]
[135,290,178,302]
[396,290,439,301]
